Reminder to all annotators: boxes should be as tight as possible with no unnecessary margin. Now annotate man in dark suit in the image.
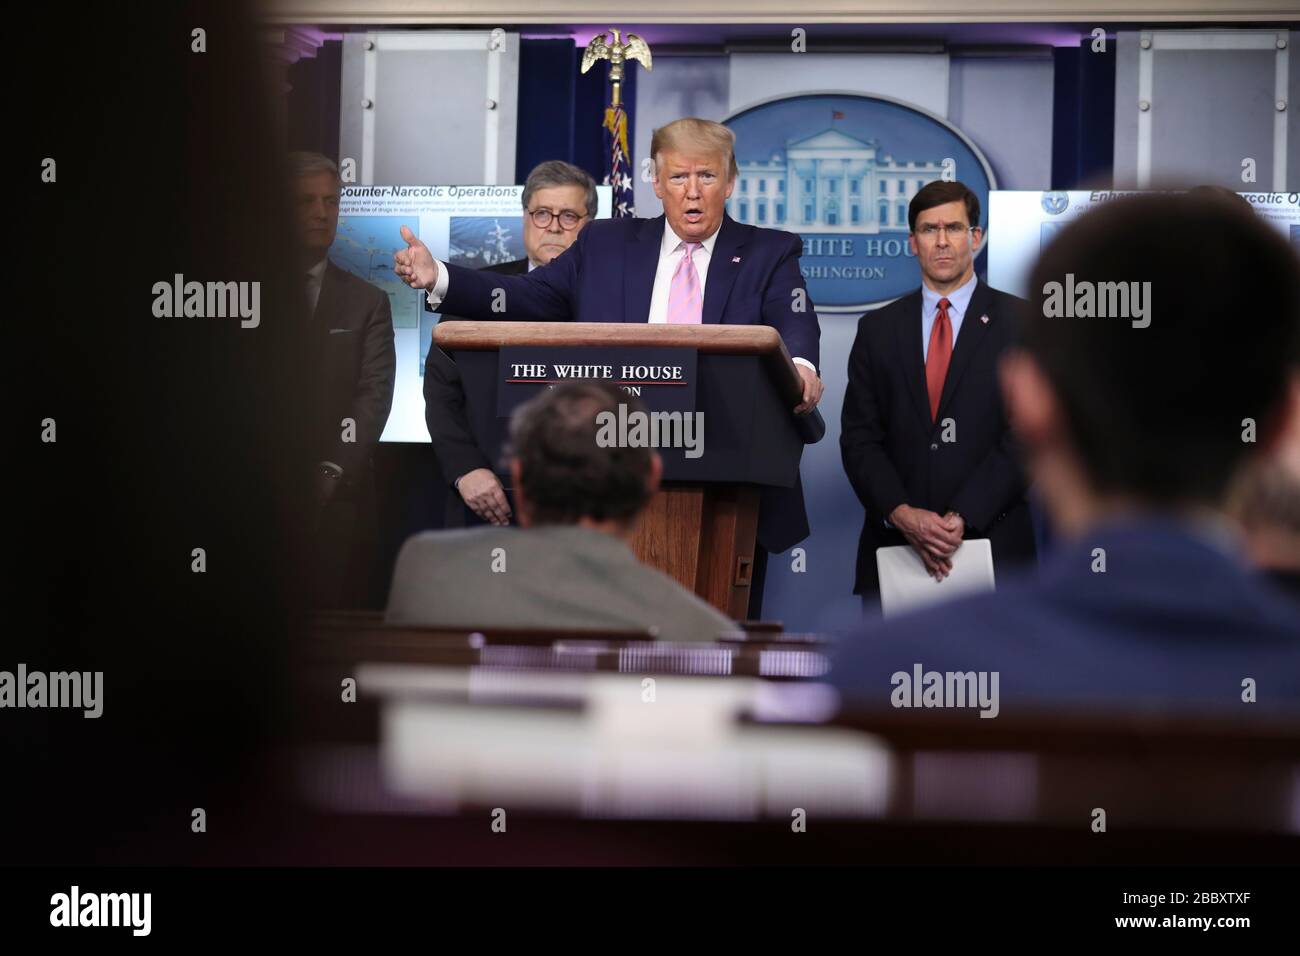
[841,180,1035,606]
[425,160,598,528]
[832,194,1300,712]
[294,151,396,607]
[395,117,823,571]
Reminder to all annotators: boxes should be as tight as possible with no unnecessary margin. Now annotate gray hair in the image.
[521,160,597,219]
[288,151,341,188]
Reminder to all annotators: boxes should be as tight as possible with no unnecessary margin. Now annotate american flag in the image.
[603,104,635,218]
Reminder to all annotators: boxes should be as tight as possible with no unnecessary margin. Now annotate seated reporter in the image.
[387,381,736,642]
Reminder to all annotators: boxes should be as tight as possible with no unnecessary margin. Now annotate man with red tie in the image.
[841,180,1036,607]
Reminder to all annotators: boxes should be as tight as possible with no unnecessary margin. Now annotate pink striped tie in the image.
[666,241,703,325]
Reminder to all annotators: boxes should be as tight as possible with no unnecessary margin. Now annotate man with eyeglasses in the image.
[423,160,596,528]
[841,180,1036,608]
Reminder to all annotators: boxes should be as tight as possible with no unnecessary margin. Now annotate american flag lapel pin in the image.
[732,256,741,263]
[979,314,990,324]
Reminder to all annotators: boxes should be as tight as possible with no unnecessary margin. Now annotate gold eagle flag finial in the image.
[580,28,652,108]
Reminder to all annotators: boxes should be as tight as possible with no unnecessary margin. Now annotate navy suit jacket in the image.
[437,213,819,370]
[840,280,1035,596]
[432,214,820,553]
[831,518,1300,714]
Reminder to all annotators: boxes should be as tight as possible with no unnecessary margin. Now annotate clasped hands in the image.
[889,504,965,581]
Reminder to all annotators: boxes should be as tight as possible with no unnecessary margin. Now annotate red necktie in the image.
[925,297,952,422]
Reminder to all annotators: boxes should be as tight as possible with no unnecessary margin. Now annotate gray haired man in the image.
[424,160,598,528]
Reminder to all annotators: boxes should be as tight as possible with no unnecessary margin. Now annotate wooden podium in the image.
[432,321,821,619]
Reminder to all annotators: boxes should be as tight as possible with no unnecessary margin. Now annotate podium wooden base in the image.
[628,483,760,620]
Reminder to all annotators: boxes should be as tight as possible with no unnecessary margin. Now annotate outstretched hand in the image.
[393,225,438,291]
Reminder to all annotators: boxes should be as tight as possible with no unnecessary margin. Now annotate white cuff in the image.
[424,259,450,310]
[792,357,816,373]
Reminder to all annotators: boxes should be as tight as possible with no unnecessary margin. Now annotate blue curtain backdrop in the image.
[516,39,637,191]
[1052,40,1117,189]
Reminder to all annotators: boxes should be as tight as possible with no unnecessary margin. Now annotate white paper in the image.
[876,538,996,618]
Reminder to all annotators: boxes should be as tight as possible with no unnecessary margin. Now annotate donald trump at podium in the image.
[394,120,823,597]
[393,118,823,414]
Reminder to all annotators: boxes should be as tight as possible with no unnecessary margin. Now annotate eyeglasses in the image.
[916,222,975,240]
[528,208,586,230]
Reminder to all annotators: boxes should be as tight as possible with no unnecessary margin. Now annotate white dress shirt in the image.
[426,222,815,371]
[646,220,720,325]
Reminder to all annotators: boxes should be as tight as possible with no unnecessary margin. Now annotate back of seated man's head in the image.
[507,380,661,533]
[1004,193,1300,534]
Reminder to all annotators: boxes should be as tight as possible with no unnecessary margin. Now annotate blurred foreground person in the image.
[833,194,1300,712]
[387,381,735,641]
[9,0,309,863]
